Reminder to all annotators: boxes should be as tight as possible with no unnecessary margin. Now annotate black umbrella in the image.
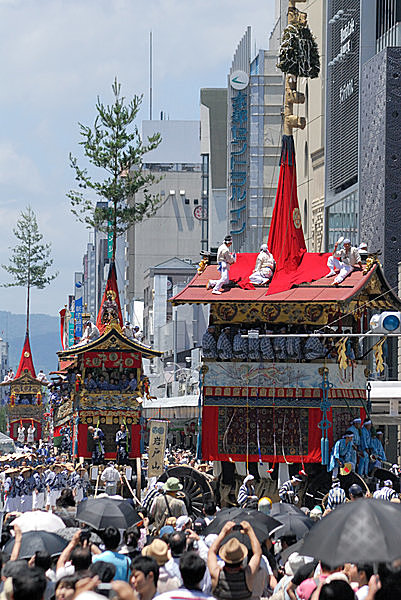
[271,513,314,540]
[203,507,282,542]
[301,499,401,566]
[4,530,68,559]
[270,503,305,517]
[76,497,141,530]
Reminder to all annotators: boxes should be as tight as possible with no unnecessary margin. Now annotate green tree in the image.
[67,78,162,261]
[1,206,58,333]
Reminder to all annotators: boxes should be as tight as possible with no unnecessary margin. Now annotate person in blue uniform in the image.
[328,430,356,478]
[32,464,46,510]
[116,424,130,465]
[89,425,105,465]
[4,467,19,513]
[358,419,372,477]
[370,430,386,469]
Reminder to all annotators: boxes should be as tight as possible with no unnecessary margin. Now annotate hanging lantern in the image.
[36,391,42,406]
[10,392,15,407]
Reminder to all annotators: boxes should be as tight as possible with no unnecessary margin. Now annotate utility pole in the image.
[283,0,307,135]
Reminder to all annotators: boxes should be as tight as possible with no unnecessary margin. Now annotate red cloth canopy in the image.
[267,135,306,272]
[15,333,36,379]
[96,262,123,334]
[231,135,330,292]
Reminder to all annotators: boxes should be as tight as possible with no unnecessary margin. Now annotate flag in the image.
[15,333,37,379]
[267,135,306,273]
[59,307,70,350]
[96,262,123,334]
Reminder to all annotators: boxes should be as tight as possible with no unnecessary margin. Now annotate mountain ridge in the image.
[0,311,60,374]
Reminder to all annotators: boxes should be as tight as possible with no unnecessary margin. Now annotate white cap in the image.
[244,474,255,484]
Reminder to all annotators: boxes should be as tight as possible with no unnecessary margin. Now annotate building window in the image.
[326,191,358,250]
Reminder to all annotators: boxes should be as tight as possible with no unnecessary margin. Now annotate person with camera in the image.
[208,520,261,600]
[56,529,101,579]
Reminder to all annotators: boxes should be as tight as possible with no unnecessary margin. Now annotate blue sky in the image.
[0,0,276,315]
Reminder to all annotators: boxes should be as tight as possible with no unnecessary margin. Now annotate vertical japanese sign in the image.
[68,295,75,348]
[229,70,249,240]
[74,273,84,341]
[147,420,168,478]
[108,207,113,259]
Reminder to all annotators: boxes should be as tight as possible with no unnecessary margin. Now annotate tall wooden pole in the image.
[283,0,307,135]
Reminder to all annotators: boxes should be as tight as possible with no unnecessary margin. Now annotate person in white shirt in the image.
[356,564,374,600]
[101,462,122,496]
[326,238,362,286]
[37,370,49,384]
[207,235,236,295]
[249,244,275,286]
[157,552,215,600]
[79,321,100,345]
[27,423,36,444]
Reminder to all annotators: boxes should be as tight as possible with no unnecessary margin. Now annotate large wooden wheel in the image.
[371,467,401,493]
[158,466,214,519]
[303,468,369,509]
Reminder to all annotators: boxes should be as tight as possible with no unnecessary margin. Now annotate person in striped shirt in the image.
[278,476,302,504]
[237,474,256,507]
[326,479,346,510]
[373,480,398,501]
[142,481,164,513]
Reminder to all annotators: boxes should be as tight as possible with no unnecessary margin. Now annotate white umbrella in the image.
[11,511,66,533]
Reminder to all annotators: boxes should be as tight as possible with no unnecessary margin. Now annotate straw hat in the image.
[142,539,171,566]
[219,538,248,565]
[4,468,18,475]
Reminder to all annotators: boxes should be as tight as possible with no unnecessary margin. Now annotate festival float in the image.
[54,263,162,468]
[169,0,401,506]
[0,333,47,444]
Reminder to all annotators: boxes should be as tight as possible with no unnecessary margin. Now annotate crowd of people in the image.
[0,460,399,600]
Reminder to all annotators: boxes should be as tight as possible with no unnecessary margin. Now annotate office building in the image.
[227,26,284,252]
[200,88,228,251]
[325,0,376,249]
[125,120,202,312]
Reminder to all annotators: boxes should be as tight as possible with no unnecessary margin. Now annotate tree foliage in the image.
[1,206,58,332]
[67,78,162,260]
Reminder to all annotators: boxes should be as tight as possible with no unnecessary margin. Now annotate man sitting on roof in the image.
[326,238,362,286]
[249,244,276,286]
[78,320,100,345]
[206,235,236,295]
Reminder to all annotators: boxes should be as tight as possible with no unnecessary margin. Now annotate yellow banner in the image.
[148,420,168,478]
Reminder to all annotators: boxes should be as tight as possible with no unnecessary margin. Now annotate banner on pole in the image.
[147,420,168,478]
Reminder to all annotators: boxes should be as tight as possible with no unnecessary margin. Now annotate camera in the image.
[232,524,242,531]
[79,528,91,543]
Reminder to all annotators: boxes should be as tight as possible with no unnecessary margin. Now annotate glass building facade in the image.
[326,190,358,248]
